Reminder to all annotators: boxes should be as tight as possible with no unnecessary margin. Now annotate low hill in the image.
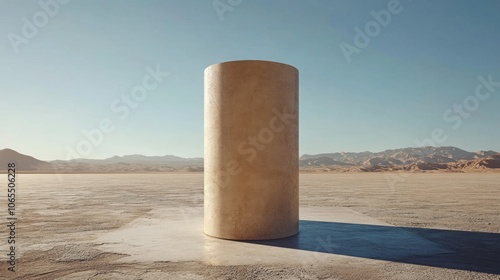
[0,149,51,171]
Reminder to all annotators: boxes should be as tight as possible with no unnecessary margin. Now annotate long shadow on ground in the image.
[246,220,500,275]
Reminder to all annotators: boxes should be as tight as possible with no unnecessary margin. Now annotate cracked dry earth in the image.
[1,173,499,279]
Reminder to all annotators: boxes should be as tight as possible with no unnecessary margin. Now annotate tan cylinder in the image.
[204,60,299,240]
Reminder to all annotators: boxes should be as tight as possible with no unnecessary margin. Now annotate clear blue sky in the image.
[1,0,499,160]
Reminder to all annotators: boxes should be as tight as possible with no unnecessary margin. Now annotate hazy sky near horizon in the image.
[1,0,499,161]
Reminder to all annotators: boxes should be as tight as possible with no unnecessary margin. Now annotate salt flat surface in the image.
[0,173,499,279]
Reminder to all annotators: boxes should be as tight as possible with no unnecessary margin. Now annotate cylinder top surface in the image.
[204,60,298,72]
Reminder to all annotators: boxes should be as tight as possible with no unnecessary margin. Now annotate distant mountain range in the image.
[0,149,203,173]
[300,146,500,172]
[1,146,499,173]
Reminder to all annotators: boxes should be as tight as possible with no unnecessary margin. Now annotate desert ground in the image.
[1,173,499,279]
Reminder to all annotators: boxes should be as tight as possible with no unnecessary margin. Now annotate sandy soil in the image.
[0,173,499,279]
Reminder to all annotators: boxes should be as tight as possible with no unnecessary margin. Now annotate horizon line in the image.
[1,146,499,162]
